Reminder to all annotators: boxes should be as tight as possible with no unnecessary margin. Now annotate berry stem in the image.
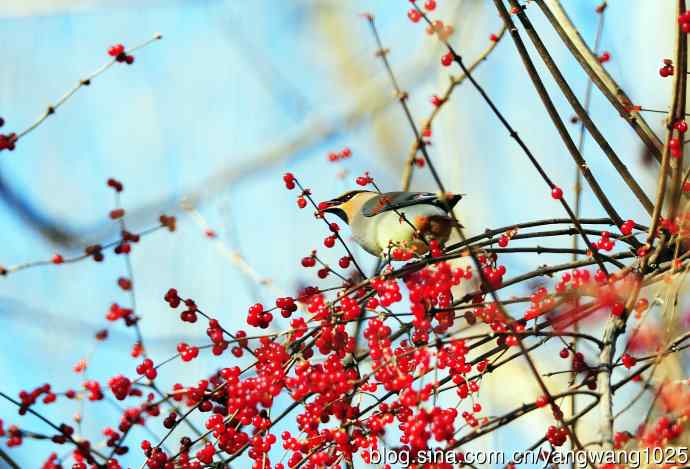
[402,24,508,191]
[14,34,162,144]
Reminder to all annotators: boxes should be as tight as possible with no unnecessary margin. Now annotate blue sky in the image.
[0,1,677,467]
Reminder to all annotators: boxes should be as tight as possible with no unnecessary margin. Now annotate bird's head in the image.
[318,190,375,224]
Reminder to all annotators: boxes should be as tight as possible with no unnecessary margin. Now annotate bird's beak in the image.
[318,199,348,223]
[318,199,340,212]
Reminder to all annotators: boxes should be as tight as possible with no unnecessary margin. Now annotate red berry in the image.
[355,173,373,186]
[620,220,634,236]
[297,197,307,209]
[598,51,611,63]
[106,178,123,192]
[675,120,688,133]
[441,52,453,67]
[551,186,563,200]
[109,208,125,220]
[621,353,637,369]
[0,132,17,152]
[108,375,131,400]
[407,9,421,22]
[424,0,436,11]
[108,44,125,57]
[283,172,296,190]
[52,254,64,265]
[611,303,625,317]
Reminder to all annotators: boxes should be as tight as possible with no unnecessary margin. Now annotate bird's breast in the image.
[351,205,449,255]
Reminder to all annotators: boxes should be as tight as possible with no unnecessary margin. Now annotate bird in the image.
[318,190,462,257]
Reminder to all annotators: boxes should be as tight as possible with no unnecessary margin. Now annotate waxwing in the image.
[319,190,462,257]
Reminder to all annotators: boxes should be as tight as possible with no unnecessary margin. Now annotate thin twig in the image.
[536,0,663,161]
[14,34,162,142]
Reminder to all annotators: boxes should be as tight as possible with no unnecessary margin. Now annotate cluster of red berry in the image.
[275,296,297,318]
[108,375,132,401]
[177,343,200,362]
[497,233,511,247]
[621,353,637,369]
[660,58,675,77]
[282,172,296,190]
[553,267,609,294]
[106,302,136,325]
[405,261,467,337]
[326,147,351,162]
[165,289,200,323]
[479,254,506,289]
[355,171,374,186]
[247,303,274,328]
[670,131,684,158]
[0,117,16,152]
[639,415,684,448]
[679,10,690,33]
[524,287,556,321]
[546,425,567,446]
[594,230,616,252]
[0,420,23,447]
[135,358,158,380]
[407,0,437,23]
[619,219,636,236]
[205,319,230,356]
[107,44,135,65]
[18,384,56,415]
[84,380,104,401]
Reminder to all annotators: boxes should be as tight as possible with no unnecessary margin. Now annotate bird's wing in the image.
[361,192,461,217]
